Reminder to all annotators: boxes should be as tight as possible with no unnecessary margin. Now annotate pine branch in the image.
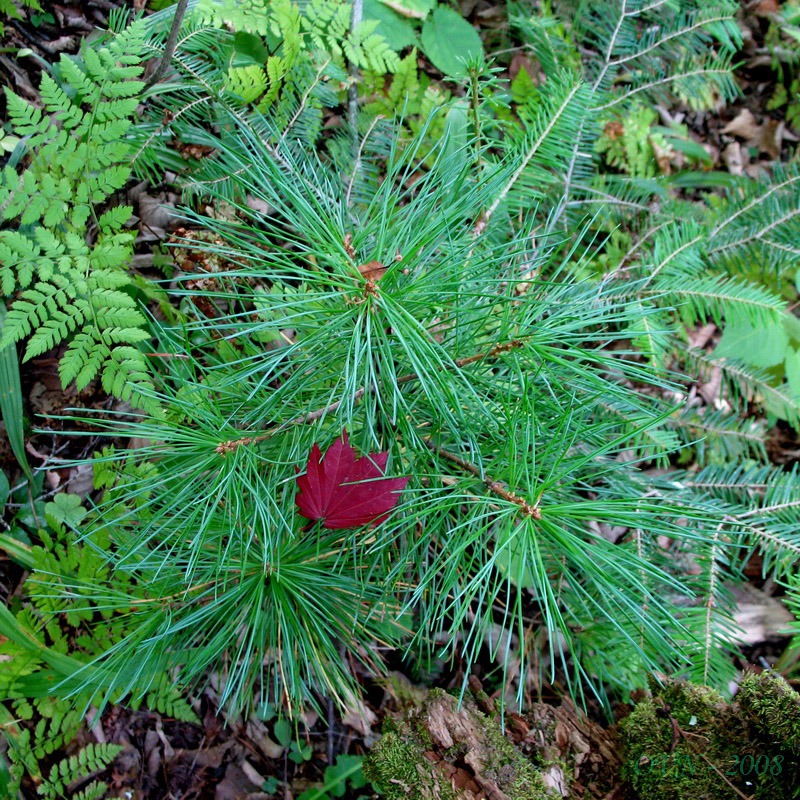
[424,439,542,520]
[215,339,525,454]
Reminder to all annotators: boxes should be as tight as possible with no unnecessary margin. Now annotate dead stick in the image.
[144,0,190,90]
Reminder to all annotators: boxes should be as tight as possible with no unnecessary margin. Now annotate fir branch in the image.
[346,113,384,208]
[604,15,733,72]
[709,172,800,238]
[702,522,723,684]
[707,207,800,257]
[739,499,800,519]
[594,68,734,111]
[277,58,333,147]
[474,81,584,235]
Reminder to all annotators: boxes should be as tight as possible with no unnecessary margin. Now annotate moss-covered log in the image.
[363,688,553,800]
[620,671,800,800]
[363,681,622,799]
[365,672,800,800]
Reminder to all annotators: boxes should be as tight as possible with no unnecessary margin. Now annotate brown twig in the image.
[215,339,525,455]
[424,439,542,520]
[144,0,190,90]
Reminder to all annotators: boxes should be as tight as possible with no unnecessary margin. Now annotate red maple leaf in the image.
[295,431,409,529]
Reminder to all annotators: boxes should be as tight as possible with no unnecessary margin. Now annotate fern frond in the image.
[72,782,114,800]
[345,20,400,74]
[39,743,124,799]
[0,25,156,411]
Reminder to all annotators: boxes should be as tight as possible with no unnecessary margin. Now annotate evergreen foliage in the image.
[512,0,800,429]
[0,22,157,413]
[8,0,800,729]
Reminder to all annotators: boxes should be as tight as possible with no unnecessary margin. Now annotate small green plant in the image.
[297,754,370,800]
[0,21,158,413]
[1,698,125,800]
[364,0,485,78]
[272,717,313,764]
[0,488,199,796]
[595,105,712,178]
[0,0,42,36]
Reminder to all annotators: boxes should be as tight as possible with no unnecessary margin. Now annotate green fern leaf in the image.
[40,743,123,799]
[0,23,156,411]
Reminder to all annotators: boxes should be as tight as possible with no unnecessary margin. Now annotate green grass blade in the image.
[0,306,32,481]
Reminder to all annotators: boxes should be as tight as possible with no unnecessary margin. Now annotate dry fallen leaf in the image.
[722,141,746,176]
[245,194,274,217]
[381,0,426,18]
[755,0,780,14]
[341,690,378,736]
[722,108,759,140]
[138,191,178,232]
[760,118,783,160]
[722,109,785,161]
[509,54,539,84]
[343,232,356,260]
[730,583,794,645]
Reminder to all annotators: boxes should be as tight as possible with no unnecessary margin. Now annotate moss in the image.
[363,730,456,800]
[737,671,800,751]
[381,671,429,707]
[620,674,800,800]
[365,689,553,799]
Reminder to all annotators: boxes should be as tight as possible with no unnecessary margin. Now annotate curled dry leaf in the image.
[343,232,356,260]
[722,108,759,140]
[358,260,387,281]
